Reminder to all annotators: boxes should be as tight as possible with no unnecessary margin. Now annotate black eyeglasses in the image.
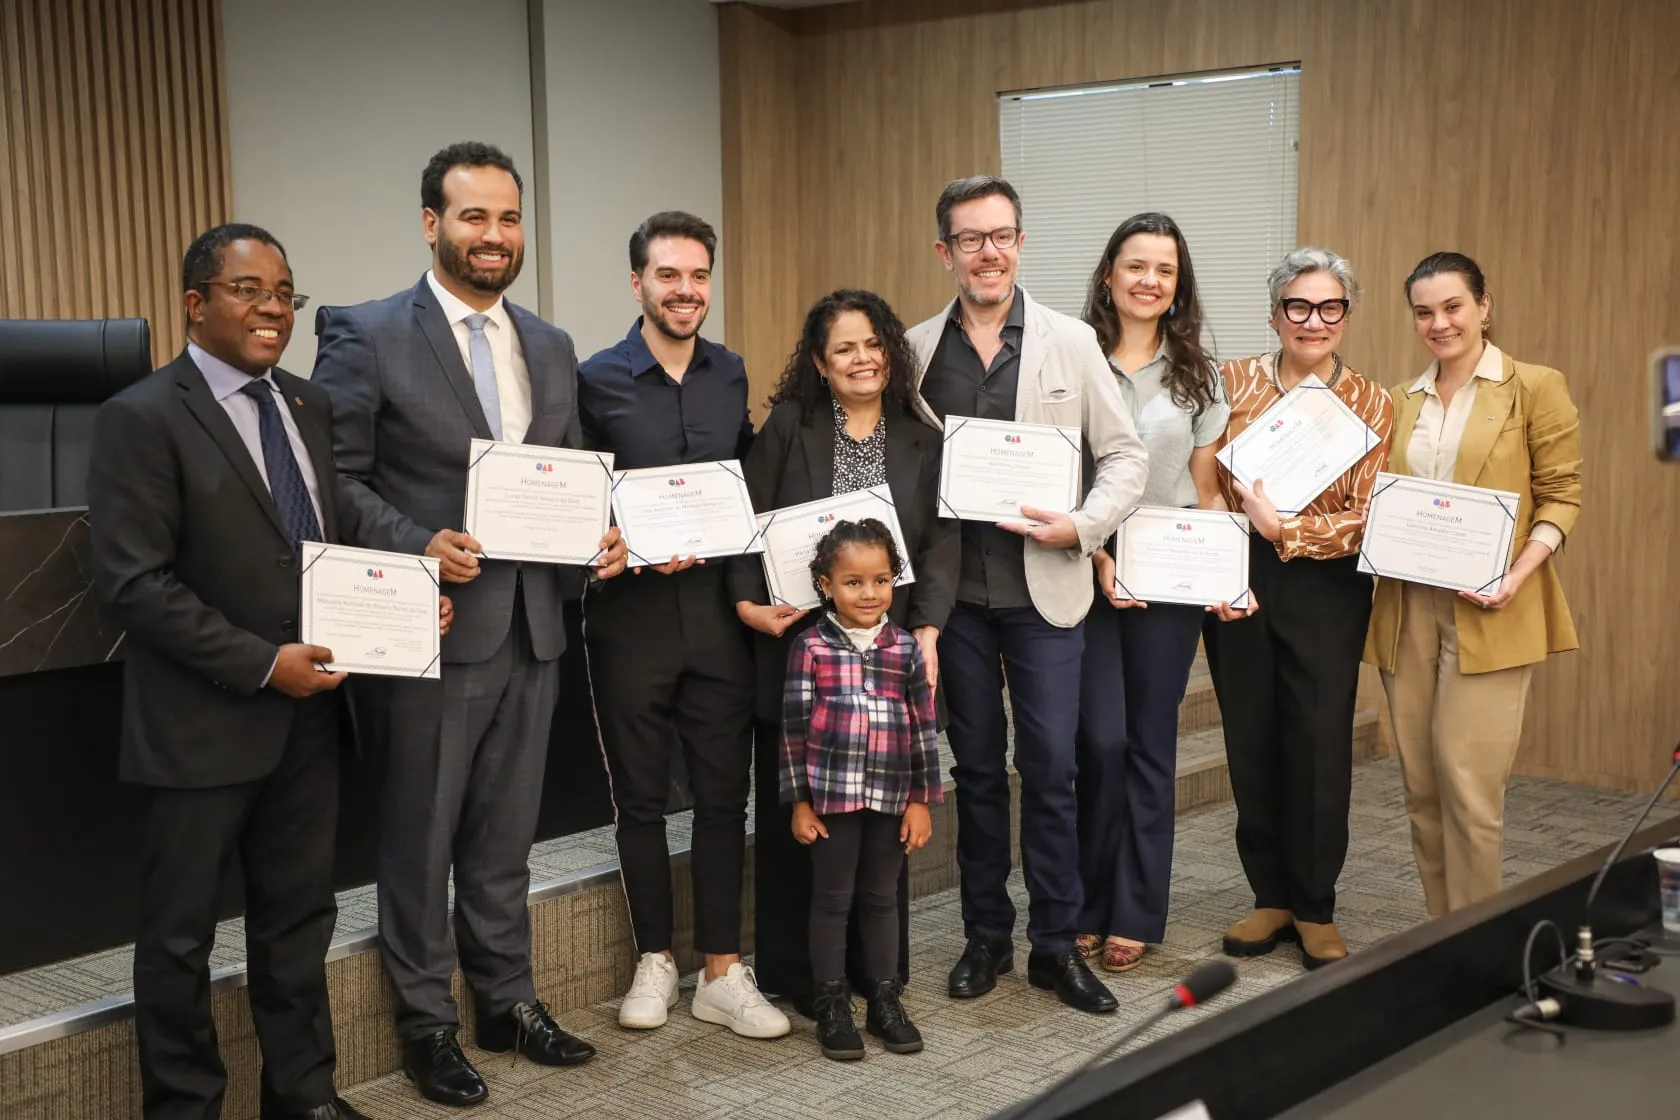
[1278,297,1349,325]
[946,226,1020,254]
[198,281,310,312]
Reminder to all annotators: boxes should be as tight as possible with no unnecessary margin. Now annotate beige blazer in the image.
[907,289,1148,628]
[1365,352,1582,675]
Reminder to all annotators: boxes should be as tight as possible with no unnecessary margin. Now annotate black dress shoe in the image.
[1027,950,1119,1014]
[403,1028,488,1108]
[268,1099,373,1120]
[477,1000,596,1067]
[948,935,1014,998]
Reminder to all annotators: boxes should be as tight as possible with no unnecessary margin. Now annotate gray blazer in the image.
[312,275,585,664]
[906,289,1149,628]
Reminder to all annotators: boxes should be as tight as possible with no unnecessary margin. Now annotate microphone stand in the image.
[1531,745,1680,1031]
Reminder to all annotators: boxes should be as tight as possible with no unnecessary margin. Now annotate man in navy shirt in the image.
[578,211,787,1041]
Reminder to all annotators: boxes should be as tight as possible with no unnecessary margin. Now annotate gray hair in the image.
[1266,247,1361,308]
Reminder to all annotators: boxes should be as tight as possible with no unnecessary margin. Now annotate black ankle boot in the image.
[812,979,864,1061]
[865,979,923,1054]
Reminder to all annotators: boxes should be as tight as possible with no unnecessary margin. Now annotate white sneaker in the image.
[691,962,791,1038]
[618,951,679,1029]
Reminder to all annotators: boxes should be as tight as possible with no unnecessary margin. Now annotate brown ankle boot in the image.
[1295,921,1348,970]
[1222,908,1298,957]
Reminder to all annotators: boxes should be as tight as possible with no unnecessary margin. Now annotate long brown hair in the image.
[1081,212,1218,417]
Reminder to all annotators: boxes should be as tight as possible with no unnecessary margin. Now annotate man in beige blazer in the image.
[906,175,1148,1014]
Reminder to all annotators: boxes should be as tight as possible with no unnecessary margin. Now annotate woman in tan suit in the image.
[1366,252,1582,916]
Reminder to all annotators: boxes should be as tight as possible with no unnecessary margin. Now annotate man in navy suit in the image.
[312,142,627,1108]
[89,224,419,1119]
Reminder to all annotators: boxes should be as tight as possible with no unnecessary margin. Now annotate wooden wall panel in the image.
[718,2,805,416]
[0,0,232,365]
[720,0,1680,793]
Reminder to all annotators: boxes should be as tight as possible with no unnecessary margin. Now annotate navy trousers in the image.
[1075,599,1204,943]
[940,603,1085,954]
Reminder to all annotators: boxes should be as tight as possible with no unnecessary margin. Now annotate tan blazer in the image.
[907,290,1149,628]
[1365,352,1581,675]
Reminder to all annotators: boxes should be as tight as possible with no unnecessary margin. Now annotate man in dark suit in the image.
[89,224,408,1120]
[312,142,627,1108]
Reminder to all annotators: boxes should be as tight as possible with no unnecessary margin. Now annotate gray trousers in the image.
[377,611,559,1040]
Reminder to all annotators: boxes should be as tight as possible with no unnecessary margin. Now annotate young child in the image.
[780,518,942,1061]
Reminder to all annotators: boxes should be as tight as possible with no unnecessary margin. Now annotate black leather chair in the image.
[0,318,152,511]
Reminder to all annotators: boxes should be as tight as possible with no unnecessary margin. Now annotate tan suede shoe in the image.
[1221,908,1298,957]
[1295,920,1348,970]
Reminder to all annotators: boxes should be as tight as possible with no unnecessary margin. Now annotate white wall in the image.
[222,0,539,374]
[222,0,727,373]
[533,0,725,360]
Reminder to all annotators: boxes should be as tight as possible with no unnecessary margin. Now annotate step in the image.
[1,691,1378,1120]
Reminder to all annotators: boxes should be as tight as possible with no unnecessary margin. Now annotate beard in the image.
[438,236,523,295]
[642,294,709,341]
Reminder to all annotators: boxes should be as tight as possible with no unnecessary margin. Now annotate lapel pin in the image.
[295,397,304,406]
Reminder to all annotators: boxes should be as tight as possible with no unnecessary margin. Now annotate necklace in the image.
[1272,350,1343,391]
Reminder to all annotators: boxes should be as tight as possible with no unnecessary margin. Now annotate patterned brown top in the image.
[1213,352,1395,561]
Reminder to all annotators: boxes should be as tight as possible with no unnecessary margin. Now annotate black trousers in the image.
[809,810,905,983]
[133,695,339,1120]
[584,567,754,955]
[752,719,911,997]
[1204,537,1372,925]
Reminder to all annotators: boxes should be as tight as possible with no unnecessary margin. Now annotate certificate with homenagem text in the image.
[936,415,1081,523]
[1357,473,1519,594]
[462,440,614,565]
[299,543,441,678]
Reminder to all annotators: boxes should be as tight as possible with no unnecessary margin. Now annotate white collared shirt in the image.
[1405,342,1562,551]
[425,270,532,443]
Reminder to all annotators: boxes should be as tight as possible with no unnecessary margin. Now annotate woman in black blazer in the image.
[731,289,958,1013]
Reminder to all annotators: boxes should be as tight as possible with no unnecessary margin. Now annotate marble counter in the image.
[0,507,124,678]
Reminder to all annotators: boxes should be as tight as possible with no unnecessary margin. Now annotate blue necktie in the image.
[240,379,323,552]
[464,312,504,440]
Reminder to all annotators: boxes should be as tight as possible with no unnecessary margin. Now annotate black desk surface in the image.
[1280,929,1680,1119]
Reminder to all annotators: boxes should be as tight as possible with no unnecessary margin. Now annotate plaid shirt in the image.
[780,615,942,816]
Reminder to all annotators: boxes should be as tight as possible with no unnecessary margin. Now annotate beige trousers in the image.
[1381,583,1533,917]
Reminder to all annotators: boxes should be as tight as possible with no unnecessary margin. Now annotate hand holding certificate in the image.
[937,416,1082,526]
[1358,473,1519,595]
[1215,375,1381,514]
[1113,506,1252,609]
[755,486,916,610]
[300,543,441,678]
[462,440,614,566]
[611,460,763,567]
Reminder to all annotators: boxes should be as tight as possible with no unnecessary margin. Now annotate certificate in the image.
[299,543,441,678]
[755,486,916,610]
[611,460,764,565]
[462,440,614,565]
[1357,473,1519,594]
[1215,375,1381,514]
[1113,506,1252,608]
[937,415,1081,523]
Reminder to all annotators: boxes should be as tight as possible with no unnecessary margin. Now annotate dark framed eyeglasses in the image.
[946,226,1020,254]
[1278,297,1349,325]
[197,281,310,312]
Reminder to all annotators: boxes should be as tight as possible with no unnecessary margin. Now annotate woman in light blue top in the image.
[1074,212,1238,972]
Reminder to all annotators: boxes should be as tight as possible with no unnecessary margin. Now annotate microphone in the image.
[1002,961,1237,1120]
[1532,743,1680,1031]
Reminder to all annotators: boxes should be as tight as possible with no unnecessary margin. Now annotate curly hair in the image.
[809,518,904,603]
[767,290,918,422]
[1081,212,1218,418]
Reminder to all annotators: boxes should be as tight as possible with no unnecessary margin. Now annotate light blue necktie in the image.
[464,312,503,440]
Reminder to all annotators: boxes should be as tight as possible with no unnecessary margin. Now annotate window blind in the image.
[999,66,1301,360]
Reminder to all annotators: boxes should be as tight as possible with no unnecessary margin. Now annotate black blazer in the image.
[728,399,958,722]
[311,276,585,665]
[89,352,356,789]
